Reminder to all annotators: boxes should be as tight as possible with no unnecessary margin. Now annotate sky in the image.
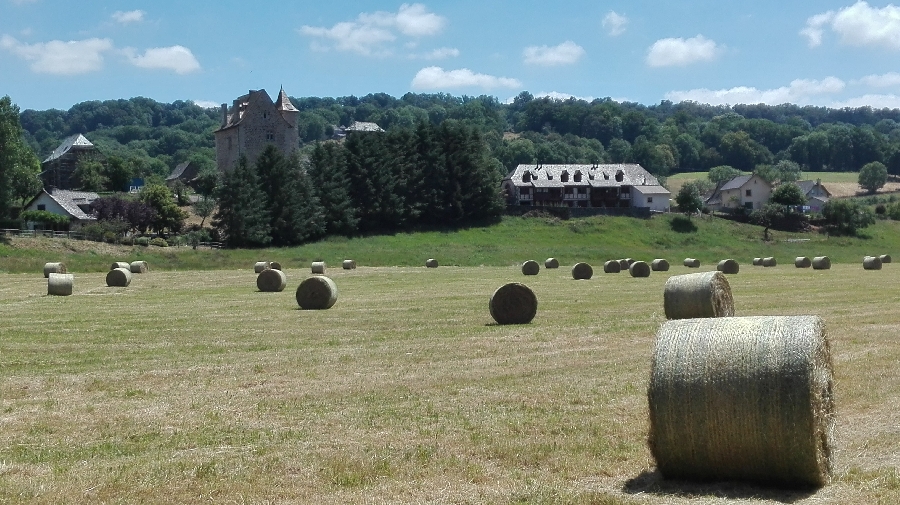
[3,1,900,112]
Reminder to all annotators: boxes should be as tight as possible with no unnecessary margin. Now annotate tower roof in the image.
[276,88,298,112]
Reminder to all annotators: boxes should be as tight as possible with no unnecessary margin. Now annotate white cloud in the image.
[411,66,521,90]
[855,72,900,88]
[0,35,113,75]
[802,1,900,50]
[112,10,145,24]
[124,45,201,74]
[664,77,846,105]
[602,11,628,37]
[523,41,585,66]
[646,35,722,67]
[300,3,445,56]
[830,94,900,108]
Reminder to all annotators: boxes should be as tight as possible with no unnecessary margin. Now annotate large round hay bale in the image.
[43,262,66,278]
[795,256,812,268]
[651,259,670,272]
[257,268,287,292]
[342,259,357,270]
[269,262,282,271]
[489,283,538,325]
[47,273,74,296]
[625,258,635,266]
[752,257,763,266]
[762,257,777,267]
[544,258,559,269]
[111,261,130,270]
[296,276,338,310]
[603,260,621,274]
[106,267,132,287]
[812,256,831,270]
[879,254,892,264]
[521,260,540,276]
[425,258,438,268]
[664,271,734,320]
[629,261,651,278]
[617,259,629,270]
[863,255,882,270]
[716,259,740,274]
[572,262,593,280]
[311,261,326,274]
[683,258,700,268]
[648,315,834,487]
[254,261,271,273]
[130,261,149,274]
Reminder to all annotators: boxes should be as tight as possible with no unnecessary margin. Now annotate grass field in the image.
[1,262,898,504]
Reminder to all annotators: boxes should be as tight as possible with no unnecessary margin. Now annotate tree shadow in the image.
[669,215,697,233]
[623,470,819,503]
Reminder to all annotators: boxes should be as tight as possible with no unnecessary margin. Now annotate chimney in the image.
[221,104,228,126]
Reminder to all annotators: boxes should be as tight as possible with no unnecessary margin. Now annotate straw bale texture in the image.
[572,262,593,280]
[812,256,831,270]
[752,257,763,266]
[43,262,66,278]
[105,267,132,287]
[130,261,149,274]
[664,271,734,320]
[716,259,740,274]
[47,273,74,296]
[648,315,834,487]
[489,283,538,325]
[795,256,812,268]
[603,260,621,274]
[544,258,559,269]
[342,259,357,270]
[863,256,882,270]
[296,276,338,310]
[270,262,282,271]
[311,261,326,274]
[254,261,270,273]
[879,254,892,264]
[683,258,700,268]
[257,268,287,292]
[111,261,130,270]
[651,259,670,272]
[629,261,651,278]
[426,259,438,268]
[521,260,540,276]
[762,257,777,267]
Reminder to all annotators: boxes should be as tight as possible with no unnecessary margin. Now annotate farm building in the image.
[796,179,831,212]
[39,134,106,190]
[165,161,201,189]
[214,88,299,172]
[22,188,98,230]
[705,174,772,212]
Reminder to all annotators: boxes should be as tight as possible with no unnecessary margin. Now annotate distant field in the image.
[668,171,900,198]
[1,264,898,504]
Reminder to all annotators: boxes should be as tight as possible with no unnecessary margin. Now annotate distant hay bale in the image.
[651,259,670,272]
[342,259,357,270]
[664,271,734,320]
[752,257,763,266]
[683,258,700,268]
[257,268,287,292]
[522,260,540,276]
[716,259,740,274]
[648,315,834,487]
[489,283,538,325]
[425,258,439,268]
[544,258,559,269]
[617,259,629,270]
[270,262,282,271]
[812,256,831,270]
[311,261,326,274]
[762,257,777,267]
[130,261,149,274]
[629,261,651,278]
[47,273,74,296]
[295,276,338,310]
[111,261,130,270]
[795,256,812,268]
[43,262,66,278]
[625,258,635,266]
[879,254,892,264]
[254,261,270,273]
[863,256,882,270]
[603,260,621,274]
[105,267,132,287]
[572,262,593,280]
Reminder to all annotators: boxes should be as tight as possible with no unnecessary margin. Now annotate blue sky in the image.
[3,1,900,112]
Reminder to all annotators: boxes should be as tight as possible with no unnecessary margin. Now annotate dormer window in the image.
[561,171,569,182]
[547,173,553,180]
[615,170,624,182]
[574,171,582,182]
[522,172,531,183]
[603,172,609,180]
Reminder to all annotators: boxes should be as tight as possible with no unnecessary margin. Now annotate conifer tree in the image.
[213,156,271,248]
[308,142,358,236]
[254,145,324,246]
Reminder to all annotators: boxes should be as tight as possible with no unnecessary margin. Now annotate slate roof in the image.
[718,174,753,191]
[26,188,99,221]
[42,134,94,164]
[632,184,672,195]
[166,161,192,181]
[276,88,298,112]
[345,121,385,132]
[506,164,664,189]
[795,180,831,197]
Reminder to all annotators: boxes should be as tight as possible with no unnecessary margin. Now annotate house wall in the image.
[719,175,771,210]
[24,194,70,230]
[632,191,670,212]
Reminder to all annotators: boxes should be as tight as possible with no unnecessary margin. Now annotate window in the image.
[561,171,569,182]
[263,112,269,119]
[522,172,531,183]
[266,133,275,141]
[37,204,46,211]
[647,197,653,203]
[746,189,752,197]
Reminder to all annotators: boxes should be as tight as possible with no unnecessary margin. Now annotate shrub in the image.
[149,237,168,247]
[135,237,150,247]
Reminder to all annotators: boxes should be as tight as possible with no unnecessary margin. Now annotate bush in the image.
[149,237,168,247]
[822,199,875,236]
[135,237,150,247]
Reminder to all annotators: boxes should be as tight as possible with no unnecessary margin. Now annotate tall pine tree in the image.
[213,156,271,248]
[255,145,324,246]
[308,142,358,236]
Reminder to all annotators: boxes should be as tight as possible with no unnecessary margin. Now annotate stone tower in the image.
[214,88,300,172]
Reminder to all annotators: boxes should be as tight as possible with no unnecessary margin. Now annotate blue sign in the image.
[129,178,145,193]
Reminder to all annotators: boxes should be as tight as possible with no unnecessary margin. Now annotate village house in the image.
[705,174,772,212]
[22,188,98,230]
[39,134,105,190]
[502,163,670,212]
[330,121,386,140]
[214,88,299,172]
[795,179,831,212]
[165,161,201,189]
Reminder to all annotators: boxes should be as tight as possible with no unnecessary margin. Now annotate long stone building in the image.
[214,88,299,172]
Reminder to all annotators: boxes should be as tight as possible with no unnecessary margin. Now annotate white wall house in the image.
[22,189,98,230]
[706,174,772,211]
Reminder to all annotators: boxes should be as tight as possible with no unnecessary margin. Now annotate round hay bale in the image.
[812,256,831,270]
[270,262,282,271]
[683,258,700,268]
[879,254,892,264]
[105,267,132,287]
[521,260,540,276]
[342,259,357,270]
[629,261,651,278]
[544,258,559,269]
[254,261,271,273]
[43,262,66,278]
[296,276,338,310]
[489,283,538,325]
[603,260,621,274]
[47,273,74,296]
[716,259,740,274]
[648,315,834,487]
[863,255,882,270]
[130,261,149,274]
[795,256,812,268]
[625,258,635,266]
[752,257,763,266]
[651,259,670,272]
[425,258,439,268]
[257,268,287,292]
[617,259,629,270]
[664,271,734,320]
[572,262,593,280]
[311,261,326,274]
[111,261,130,270]
[762,257,777,267]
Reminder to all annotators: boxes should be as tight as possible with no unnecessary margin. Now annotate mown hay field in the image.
[1,264,898,504]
